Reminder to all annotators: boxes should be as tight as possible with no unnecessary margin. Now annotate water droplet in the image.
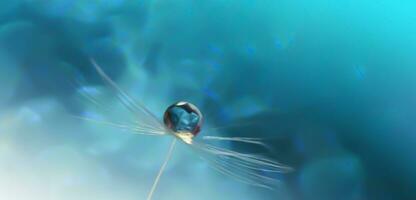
[163,101,203,136]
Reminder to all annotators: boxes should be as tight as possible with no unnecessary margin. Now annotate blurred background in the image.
[0,0,416,200]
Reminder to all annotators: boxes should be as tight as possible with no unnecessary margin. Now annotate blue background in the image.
[0,1,415,200]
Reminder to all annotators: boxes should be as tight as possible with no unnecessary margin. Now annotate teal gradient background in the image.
[0,1,415,200]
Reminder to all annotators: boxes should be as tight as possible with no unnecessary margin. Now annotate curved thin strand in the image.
[72,115,166,136]
[192,144,277,189]
[199,153,275,189]
[201,143,289,170]
[146,139,177,200]
[90,59,164,131]
[203,136,269,148]
[185,138,292,189]
[69,77,115,112]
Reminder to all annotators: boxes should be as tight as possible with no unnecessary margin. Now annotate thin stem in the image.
[146,139,177,200]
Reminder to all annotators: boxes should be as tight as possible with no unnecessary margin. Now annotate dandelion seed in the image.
[75,59,292,200]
